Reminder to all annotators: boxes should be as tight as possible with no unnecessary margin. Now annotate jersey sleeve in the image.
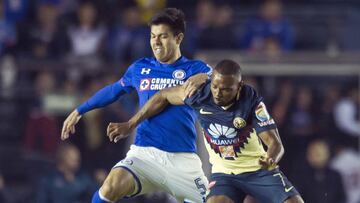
[118,63,136,92]
[76,64,136,115]
[252,99,277,134]
[193,61,213,77]
[184,80,211,108]
[184,91,201,108]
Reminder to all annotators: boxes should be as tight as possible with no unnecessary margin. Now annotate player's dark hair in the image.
[214,59,242,77]
[148,8,186,36]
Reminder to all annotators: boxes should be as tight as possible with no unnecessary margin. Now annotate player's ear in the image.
[239,80,244,87]
[236,82,243,100]
[175,33,184,44]
[237,81,244,92]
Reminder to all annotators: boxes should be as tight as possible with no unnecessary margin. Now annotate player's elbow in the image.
[279,143,285,157]
[270,138,284,160]
[157,90,170,105]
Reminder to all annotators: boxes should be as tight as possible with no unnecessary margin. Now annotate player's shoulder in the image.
[239,84,262,105]
[183,58,212,75]
[189,59,206,65]
[126,57,156,72]
[184,80,211,107]
[186,59,209,68]
[242,84,258,97]
[131,57,155,67]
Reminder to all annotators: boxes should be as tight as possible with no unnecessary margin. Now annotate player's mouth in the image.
[213,97,222,104]
[154,47,163,55]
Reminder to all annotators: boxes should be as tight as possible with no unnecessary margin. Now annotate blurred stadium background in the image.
[0,0,359,202]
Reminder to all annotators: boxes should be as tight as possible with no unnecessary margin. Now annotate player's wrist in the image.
[128,119,137,130]
[73,110,82,118]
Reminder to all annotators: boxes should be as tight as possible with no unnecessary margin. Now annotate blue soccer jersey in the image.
[78,56,212,153]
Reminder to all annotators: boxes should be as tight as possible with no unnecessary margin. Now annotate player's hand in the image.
[259,156,276,170]
[107,122,135,143]
[61,110,82,140]
[183,73,208,98]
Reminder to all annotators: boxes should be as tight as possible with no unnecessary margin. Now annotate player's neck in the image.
[221,102,234,110]
[159,50,182,64]
[220,94,239,110]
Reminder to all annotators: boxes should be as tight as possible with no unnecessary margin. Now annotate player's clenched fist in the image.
[183,73,208,98]
[61,110,82,140]
[259,156,277,170]
[107,122,135,143]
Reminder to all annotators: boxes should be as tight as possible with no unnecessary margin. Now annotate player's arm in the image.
[183,73,209,97]
[257,128,284,169]
[107,86,186,142]
[184,61,212,97]
[61,82,131,140]
[129,85,185,125]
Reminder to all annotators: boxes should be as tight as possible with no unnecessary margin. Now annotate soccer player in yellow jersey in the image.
[107,59,304,203]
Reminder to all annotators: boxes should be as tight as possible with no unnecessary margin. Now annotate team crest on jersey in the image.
[139,79,151,91]
[172,69,186,80]
[255,102,271,122]
[233,117,246,129]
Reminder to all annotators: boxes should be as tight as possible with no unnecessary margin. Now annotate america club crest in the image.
[172,69,186,80]
[233,117,246,129]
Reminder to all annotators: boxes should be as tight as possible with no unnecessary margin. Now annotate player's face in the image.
[210,71,242,106]
[150,24,182,63]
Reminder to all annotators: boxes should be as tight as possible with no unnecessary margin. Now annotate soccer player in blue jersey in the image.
[61,8,211,203]
[108,59,304,203]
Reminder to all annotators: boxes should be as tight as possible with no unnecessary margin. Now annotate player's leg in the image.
[99,167,136,201]
[206,195,234,203]
[164,153,209,203]
[243,195,259,203]
[93,145,162,202]
[284,195,304,203]
[205,173,246,203]
[236,168,301,203]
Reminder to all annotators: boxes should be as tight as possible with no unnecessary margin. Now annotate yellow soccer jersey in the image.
[184,81,277,174]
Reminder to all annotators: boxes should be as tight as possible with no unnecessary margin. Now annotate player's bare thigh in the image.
[207,195,234,203]
[284,195,304,203]
[241,195,304,203]
[100,167,136,201]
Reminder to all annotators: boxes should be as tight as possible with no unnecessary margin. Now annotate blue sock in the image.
[92,190,113,203]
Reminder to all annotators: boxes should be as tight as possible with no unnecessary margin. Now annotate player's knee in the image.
[99,183,118,201]
[206,195,234,203]
[100,168,135,201]
[284,195,304,203]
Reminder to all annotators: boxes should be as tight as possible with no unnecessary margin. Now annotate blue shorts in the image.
[206,168,299,203]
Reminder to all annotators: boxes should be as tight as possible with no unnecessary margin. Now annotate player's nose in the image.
[213,90,222,98]
[154,37,161,44]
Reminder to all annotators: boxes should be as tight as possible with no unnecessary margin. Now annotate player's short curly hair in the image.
[148,8,186,36]
[214,59,242,77]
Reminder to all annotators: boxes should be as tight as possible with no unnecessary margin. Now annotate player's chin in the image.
[153,52,163,59]
[155,53,169,62]
[213,98,225,106]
